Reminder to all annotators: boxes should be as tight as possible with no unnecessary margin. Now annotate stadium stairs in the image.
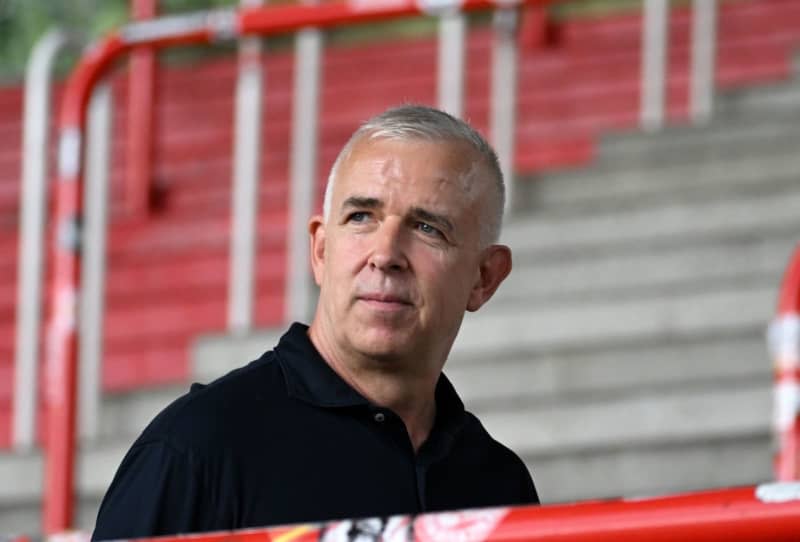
[1,0,800,534]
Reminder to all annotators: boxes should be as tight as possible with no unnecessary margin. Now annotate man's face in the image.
[309,136,507,375]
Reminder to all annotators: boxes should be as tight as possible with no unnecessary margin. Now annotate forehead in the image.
[333,137,485,206]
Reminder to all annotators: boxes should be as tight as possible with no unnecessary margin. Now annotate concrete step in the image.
[716,60,800,115]
[454,279,776,358]
[503,182,800,256]
[597,112,800,164]
[0,441,128,534]
[480,378,770,456]
[529,432,772,503]
[497,233,795,306]
[447,331,770,408]
[718,83,800,115]
[1,497,102,538]
[96,385,186,442]
[517,141,800,214]
[0,385,186,535]
[192,329,284,385]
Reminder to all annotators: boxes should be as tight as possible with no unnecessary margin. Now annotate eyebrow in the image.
[341,196,382,213]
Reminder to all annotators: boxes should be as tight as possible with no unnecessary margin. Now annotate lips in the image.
[358,293,412,305]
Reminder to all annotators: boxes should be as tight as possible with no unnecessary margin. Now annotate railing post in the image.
[769,245,800,481]
[690,0,717,124]
[13,29,75,452]
[228,0,266,333]
[437,13,466,117]
[640,0,669,131]
[490,6,520,215]
[125,0,158,217]
[79,82,113,443]
[286,0,322,324]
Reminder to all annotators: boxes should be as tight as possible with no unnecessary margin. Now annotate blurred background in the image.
[0,0,799,536]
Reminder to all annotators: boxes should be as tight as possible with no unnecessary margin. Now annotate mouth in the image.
[357,294,413,310]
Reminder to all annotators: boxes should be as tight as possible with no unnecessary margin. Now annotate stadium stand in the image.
[0,0,799,534]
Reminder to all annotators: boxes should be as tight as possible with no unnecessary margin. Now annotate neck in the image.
[307,323,438,452]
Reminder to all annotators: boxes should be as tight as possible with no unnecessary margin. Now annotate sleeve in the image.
[91,439,213,541]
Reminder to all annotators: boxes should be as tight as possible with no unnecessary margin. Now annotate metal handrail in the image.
[492,6,520,213]
[438,12,467,116]
[78,82,113,444]
[228,0,266,333]
[285,0,322,324]
[642,0,718,130]
[641,0,669,130]
[13,29,79,451]
[690,0,718,123]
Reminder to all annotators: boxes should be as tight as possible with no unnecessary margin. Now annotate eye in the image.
[347,211,370,223]
[416,221,443,238]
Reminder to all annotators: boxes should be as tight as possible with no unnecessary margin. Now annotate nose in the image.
[368,219,408,272]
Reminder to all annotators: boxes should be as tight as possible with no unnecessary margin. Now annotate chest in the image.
[214,406,428,527]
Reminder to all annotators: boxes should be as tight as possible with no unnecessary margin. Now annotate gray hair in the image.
[322,104,505,246]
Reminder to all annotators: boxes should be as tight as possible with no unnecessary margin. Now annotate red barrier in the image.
[44,0,549,534]
[770,244,800,481]
[40,482,800,542]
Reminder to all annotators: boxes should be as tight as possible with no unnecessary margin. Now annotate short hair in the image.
[322,104,505,246]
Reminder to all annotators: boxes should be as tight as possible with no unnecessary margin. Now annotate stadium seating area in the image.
[1,0,800,533]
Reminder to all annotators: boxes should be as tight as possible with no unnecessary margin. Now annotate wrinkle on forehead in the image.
[372,139,485,198]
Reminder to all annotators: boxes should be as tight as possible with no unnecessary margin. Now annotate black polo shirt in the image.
[92,323,538,540]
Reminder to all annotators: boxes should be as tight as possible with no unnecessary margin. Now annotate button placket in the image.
[373,412,386,423]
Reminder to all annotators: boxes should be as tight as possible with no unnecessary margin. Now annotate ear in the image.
[466,244,512,312]
[309,215,326,287]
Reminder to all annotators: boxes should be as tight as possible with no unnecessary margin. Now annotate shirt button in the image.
[374,412,385,423]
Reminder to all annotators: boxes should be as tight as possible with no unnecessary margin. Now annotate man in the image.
[92,105,538,540]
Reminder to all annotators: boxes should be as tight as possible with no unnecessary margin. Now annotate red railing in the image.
[42,483,800,542]
[44,0,550,534]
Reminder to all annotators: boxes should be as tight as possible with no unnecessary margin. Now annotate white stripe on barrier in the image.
[769,316,800,370]
[756,482,800,504]
[45,288,78,405]
[774,380,800,432]
[58,128,81,179]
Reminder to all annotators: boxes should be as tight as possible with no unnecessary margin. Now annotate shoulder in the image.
[135,350,288,454]
[95,351,291,538]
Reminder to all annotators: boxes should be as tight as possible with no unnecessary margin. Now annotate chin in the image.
[351,328,414,361]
